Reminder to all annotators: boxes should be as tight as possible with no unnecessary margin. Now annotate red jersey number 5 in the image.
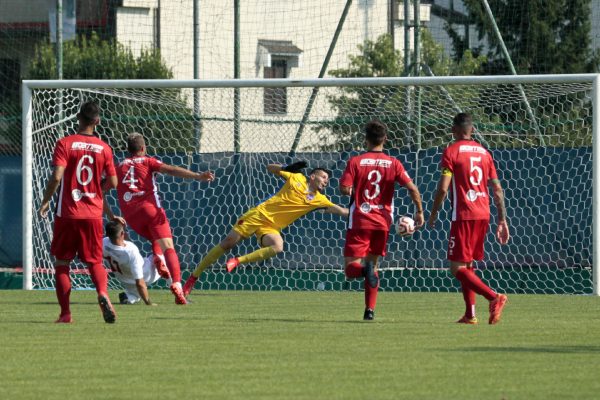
[469,156,483,186]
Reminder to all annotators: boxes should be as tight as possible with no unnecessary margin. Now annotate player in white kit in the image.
[103,221,171,305]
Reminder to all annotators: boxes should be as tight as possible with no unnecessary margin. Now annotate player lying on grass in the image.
[111,133,215,305]
[103,221,172,306]
[183,162,349,296]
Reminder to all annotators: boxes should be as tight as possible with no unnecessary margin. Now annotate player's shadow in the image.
[147,316,368,323]
[1,320,58,324]
[232,317,393,324]
[30,301,94,305]
[447,345,600,354]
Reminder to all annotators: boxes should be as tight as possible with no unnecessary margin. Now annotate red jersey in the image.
[441,139,498,221]
[116,156,164,216]
[340,151,412,230]
[52,133,116,219]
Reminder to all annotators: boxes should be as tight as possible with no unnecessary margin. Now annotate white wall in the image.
[116,7,155,55]
[115,0,404,152]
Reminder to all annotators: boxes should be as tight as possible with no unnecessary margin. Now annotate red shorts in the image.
[344,229,389,257]
[125,205,173,241]
[50,217,103,264]
[448,219,489,263]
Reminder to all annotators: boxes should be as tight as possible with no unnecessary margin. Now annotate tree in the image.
[27,32,195,153]
[27,32,172,80]
[442,1,596,148]
[312,32,486,151]
[421,28,486,77]
[456,0,600,74]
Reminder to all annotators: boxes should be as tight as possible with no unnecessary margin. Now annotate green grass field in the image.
[1,290,599,400]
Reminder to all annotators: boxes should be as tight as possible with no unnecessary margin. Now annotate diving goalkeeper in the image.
[183,162,349,296]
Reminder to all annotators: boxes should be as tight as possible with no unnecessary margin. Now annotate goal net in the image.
[23,75,599,294]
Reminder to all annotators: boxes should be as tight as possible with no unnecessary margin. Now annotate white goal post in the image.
[22,74,600,295]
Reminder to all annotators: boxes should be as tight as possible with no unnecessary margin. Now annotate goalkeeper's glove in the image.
[282,161,308,173]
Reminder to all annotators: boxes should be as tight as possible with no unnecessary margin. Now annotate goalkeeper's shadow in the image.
[232,317,396,324]
[443,345,600,354]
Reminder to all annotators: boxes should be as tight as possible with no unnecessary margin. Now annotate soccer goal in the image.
[22,75,600,295]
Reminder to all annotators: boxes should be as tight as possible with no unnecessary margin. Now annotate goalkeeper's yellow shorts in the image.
[232,207,280,241]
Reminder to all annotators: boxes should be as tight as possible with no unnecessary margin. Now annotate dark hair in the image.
[127,132,145,154]
[452,112,473,128]
[310,167,331,177]
[364,119,387,146]
[78,101,100,125]
[105,221,124,241]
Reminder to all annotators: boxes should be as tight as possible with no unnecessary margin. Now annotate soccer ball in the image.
[396,216,415,237]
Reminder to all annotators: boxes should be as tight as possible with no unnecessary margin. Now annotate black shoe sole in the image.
[98,295,116,323]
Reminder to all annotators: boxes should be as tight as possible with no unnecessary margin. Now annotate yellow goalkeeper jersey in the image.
[254,171,334,229]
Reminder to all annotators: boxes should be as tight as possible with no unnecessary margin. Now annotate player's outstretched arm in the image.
[405,181,425,228]
[324,204,350,217]
[282,161,307,173]
[159,164,215,182]
[135,279,156,306]
[102,191,127,226]
[39,166,65,218]
[490,179,510,244]
[428,174,452,228]
[267,161,308,176]
[103,203,127,227]
[266,164,284,175]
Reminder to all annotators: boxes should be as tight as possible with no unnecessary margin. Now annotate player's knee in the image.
[220,238,236,251]
[271,243,284,253]
[266,239,284,253]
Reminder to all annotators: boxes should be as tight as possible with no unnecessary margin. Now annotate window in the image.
[264,59,287,115]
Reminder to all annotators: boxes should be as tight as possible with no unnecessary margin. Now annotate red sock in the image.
[164,248,181,283]
[365,270,379,310]
[455,268,496,301]
[152,241,163,257]
[55,265,71,316]
[88,263,108,296]
[461,283,476,318]
[345,262,363,279]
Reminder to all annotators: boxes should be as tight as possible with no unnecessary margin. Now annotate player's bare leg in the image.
[54,260,72,323]
[226,233,282,272]
[156,237,187,304]
[184,230,242,295]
